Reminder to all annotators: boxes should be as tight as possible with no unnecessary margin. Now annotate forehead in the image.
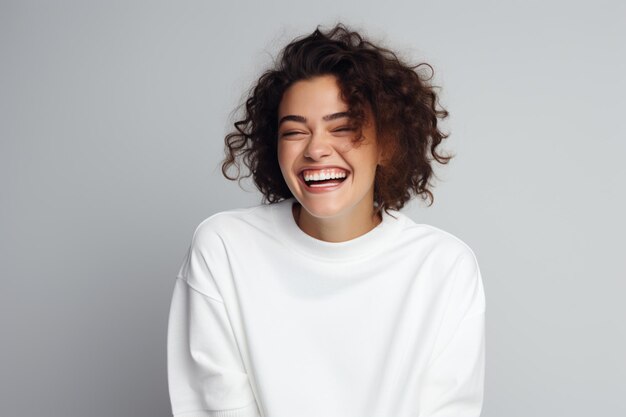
[278,75,347,117]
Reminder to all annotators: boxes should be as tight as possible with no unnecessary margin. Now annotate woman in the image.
[167,23,486,417]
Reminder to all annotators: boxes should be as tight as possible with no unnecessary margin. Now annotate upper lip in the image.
[297,165,351,176]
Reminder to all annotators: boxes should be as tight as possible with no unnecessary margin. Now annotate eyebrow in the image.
[278,111,351,127]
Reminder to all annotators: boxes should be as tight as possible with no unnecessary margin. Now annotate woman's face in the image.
[277,74,382,221]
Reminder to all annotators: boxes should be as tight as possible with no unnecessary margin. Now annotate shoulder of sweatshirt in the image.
[188,203,271,248]
[176,204,270,299]
[398,216,485,318]
[398,213,481,270]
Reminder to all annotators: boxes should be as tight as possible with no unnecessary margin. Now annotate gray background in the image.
[1,1,624,416]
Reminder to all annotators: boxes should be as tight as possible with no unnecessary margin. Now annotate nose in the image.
[303,129,333,160]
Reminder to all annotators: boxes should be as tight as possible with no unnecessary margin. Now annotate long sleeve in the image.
[417,252,487,417]
[167,235,260,417]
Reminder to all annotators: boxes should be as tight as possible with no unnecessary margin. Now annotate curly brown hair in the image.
[221,22,453,215]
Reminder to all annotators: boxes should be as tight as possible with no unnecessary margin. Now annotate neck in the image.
[292,201,382,243]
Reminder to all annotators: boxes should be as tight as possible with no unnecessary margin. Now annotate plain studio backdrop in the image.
[1,1,624,416]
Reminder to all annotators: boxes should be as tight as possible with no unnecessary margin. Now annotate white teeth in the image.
[303,170,347,181]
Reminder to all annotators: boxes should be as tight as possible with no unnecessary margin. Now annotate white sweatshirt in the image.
[167,197,486,417]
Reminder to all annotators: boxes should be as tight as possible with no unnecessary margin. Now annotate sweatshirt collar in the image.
[270,197,405,262]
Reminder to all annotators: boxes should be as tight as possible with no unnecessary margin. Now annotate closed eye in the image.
[280,126,355,137]
[281,131,305,137]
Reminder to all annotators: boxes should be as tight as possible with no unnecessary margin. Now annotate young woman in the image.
[167,23,486,417]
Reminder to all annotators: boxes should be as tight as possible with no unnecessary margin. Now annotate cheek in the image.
[335,139,353,154]
[276,143,287,166]
[342,144,379,171]
[276,143,296,175]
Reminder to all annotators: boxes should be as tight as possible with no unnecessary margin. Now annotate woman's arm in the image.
[167,231,260,417]
[167,277,260,417]
[417,252,487,417]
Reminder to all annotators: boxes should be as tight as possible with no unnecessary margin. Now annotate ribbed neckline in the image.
[270,197,406,262]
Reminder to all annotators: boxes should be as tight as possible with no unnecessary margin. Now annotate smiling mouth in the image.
[300,172,349,187]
